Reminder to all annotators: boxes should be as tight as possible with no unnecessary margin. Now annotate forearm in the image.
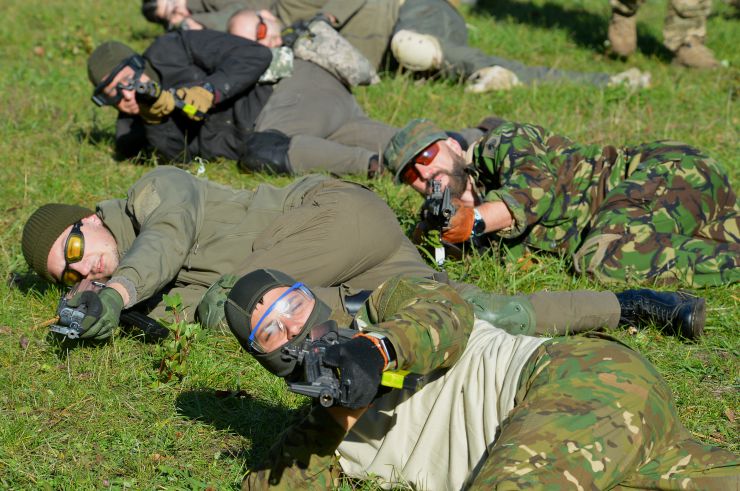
[361,277,475,373]
[477,200,514,233]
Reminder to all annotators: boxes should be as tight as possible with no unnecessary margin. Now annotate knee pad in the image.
[239,130,293,175]
[390,29,443,72]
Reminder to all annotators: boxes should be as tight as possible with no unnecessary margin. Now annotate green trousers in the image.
[470,336,739,489]
[254,60,398,174]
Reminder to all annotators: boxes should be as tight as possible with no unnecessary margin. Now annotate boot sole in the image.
[683,295,706,339]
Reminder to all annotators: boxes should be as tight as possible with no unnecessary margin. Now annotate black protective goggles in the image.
[91,54,147,107]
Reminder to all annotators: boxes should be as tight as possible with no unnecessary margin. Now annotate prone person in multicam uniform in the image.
[141,0,652,93]
[384,117,740,288]
[608,0,720,68]
[224,269,739,490]
[20,167,705,343]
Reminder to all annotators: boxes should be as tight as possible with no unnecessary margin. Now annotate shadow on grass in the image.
[7,271,55,296]
[175,389,304,466]
[473,0,672,61]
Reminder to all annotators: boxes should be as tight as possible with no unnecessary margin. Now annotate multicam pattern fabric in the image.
[258,47,295,83]
[354,275,475,373]
[471,120,739,287]
[470,336,740,489]
[611,0,712,51]
[242,405,344,490]
[243,275,474,489]
[292,19,380,87]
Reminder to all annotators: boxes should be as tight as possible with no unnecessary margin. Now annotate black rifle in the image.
[50,281,169,341]
[282,322,428,408]
[420,180,455,231]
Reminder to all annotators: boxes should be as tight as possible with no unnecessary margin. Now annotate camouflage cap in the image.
[87,41,137,85]
[383,119,448,183]
[22,204,94,282]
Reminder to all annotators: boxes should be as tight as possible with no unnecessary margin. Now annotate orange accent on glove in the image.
[442,206,474,244]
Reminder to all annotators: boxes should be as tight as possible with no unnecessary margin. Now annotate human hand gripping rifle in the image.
[133,79,207,121]
[49,279,169,341]
[282,322,428,407]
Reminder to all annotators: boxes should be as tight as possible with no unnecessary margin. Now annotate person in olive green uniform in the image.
[384,118,740,287]
[21,167,704,341]
[224,270,739,490]
[142,0,650,92]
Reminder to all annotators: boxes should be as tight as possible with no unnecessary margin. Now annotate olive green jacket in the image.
[186,0,399,69]
[187,0,274,30]
[96,166,326,318]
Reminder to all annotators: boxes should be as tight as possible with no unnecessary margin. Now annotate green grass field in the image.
[0,0,737,488]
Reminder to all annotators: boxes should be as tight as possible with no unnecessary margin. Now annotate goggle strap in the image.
[249,282,306,343]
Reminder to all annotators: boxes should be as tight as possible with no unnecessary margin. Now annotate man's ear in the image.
[445,137,463,156]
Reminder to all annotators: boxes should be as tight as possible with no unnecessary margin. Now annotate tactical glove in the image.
[196,274,238,331]
[175,86,214,121]
[323,335,385,409]
[442,206,475,244]
[138,90,175,125]
[67,287,124,341]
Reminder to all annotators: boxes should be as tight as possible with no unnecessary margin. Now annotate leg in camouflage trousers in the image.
[574,142,740,287]
[470,336,739,489]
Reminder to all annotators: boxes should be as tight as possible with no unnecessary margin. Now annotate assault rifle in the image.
[133,80,207,121]
[282,322,427,407]
[50,280,169,341]
[419,179,459,265]
[420,179,455,230]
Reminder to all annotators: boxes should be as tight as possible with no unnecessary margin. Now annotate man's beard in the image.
[429,152,470,200]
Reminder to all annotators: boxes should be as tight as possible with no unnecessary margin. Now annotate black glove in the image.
[67,288,124,341]
[323,335,385,409]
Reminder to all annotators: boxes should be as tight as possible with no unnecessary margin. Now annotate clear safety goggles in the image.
[91,54,147,107]
[249,282,315,353]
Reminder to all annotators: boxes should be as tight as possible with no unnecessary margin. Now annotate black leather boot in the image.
[616,289,706,339]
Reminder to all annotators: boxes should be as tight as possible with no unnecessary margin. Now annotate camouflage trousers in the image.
[610,0,712,51]
[573,142,740,287]
[470,336,739,490]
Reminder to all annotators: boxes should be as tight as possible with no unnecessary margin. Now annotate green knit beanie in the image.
[22,204,94,282]
[383,119,448,183]
[87,41,138,85]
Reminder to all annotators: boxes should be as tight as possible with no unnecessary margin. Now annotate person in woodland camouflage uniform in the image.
[384,118,739,287]
[141,0,652,92]
[609,0,719,68]
[225,270,739,490]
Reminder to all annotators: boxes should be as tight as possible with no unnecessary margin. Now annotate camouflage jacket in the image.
[244,275,475,489]
[470,120,641,255]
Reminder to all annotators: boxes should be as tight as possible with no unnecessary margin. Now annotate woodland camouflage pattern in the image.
[471,120,739,287]
[244,283,739,490]
[611,0,712,51]
[470,336,740,489]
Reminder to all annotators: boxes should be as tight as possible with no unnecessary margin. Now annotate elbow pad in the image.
[238,130,293,175]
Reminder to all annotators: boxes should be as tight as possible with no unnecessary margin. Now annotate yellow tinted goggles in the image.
[61,221,85,286]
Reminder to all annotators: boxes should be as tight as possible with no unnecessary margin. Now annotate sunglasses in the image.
[400,141,441,185]
[91,54,147,107]
[61,221,85,286]
[256,14,268,41]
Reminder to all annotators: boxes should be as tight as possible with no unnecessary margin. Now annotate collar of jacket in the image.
[95,198,137,260]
